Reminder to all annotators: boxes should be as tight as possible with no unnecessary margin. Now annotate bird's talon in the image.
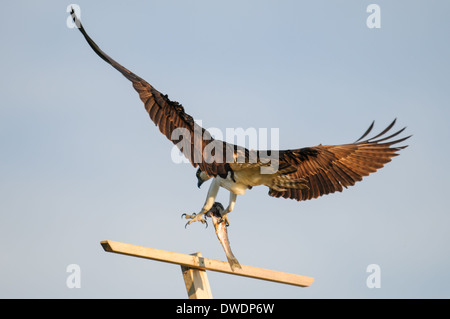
[181,212,196,219]
[183,212,208,228]
[219,213,230,227]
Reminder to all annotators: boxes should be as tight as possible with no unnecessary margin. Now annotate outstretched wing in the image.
[269,119,411,201]
[71,9,234,178]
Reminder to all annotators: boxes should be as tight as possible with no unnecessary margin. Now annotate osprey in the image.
[72,11,410,227]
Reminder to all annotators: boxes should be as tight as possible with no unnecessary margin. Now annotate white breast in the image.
[217,173,248,195]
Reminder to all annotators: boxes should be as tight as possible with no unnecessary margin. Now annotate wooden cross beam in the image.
[100,240,314,298]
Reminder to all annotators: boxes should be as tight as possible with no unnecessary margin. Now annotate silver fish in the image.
[206,202,242,271]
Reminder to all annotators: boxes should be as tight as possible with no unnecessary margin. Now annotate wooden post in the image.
[100,240,314,298]
[181,253,213,299]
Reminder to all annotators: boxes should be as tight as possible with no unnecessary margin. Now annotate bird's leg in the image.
[220,192,237,226]
[183,178,220,227]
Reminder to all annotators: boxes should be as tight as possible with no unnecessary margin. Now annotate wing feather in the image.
[270,121,410,201]
[71,9,233,178]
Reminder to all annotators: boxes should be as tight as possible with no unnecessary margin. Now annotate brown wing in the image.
[269,119,411,201]
[71,10,233,178]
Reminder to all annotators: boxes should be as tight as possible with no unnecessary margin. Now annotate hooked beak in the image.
[197,180,204,188]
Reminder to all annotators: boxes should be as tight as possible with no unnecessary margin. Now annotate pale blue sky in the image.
[1,1,449,298]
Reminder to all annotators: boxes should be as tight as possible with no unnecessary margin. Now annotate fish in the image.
[206,202,242,271]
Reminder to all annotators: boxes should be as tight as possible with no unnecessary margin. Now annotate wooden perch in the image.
[100,240,314,290]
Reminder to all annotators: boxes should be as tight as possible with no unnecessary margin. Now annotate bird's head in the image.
[196,168,211,188]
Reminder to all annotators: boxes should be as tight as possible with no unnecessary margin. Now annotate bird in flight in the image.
[71,10,410,228]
